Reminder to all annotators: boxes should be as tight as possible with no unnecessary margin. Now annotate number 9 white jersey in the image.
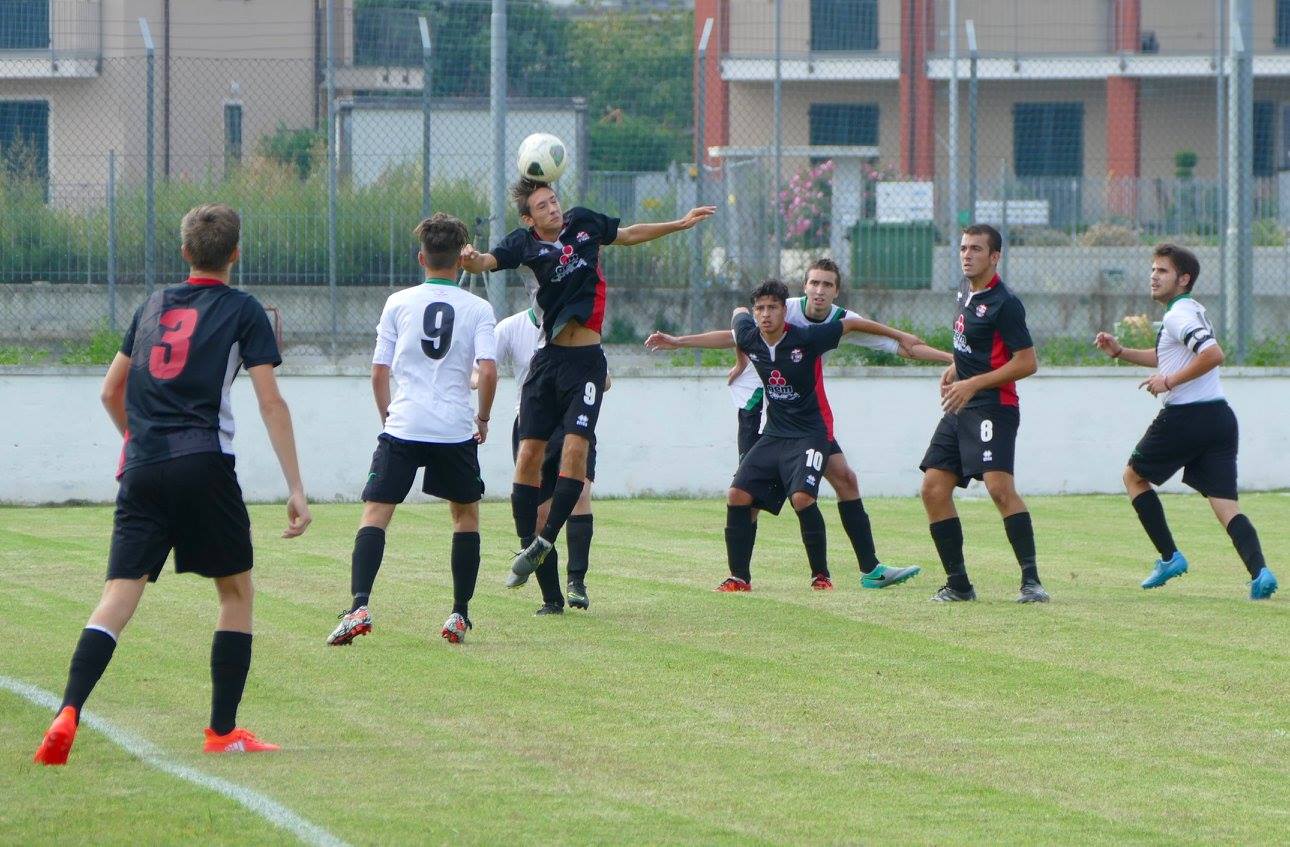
[372,280,497,443]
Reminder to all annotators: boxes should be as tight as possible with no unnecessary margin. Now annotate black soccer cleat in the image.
[1016,581,1051,603]
[534,602,565,616]
[567,580,589,610]
[931,584,977,602]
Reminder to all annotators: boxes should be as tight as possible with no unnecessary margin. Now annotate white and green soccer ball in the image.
[517,132,568,184]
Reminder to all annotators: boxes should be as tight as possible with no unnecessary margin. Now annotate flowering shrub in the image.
[778,160,833,247]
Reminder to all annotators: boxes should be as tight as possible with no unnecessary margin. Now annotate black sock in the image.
[539,476,585,544]
[1226,514,1267,579]
[929,517,971,591]
[566,514,594,583]
[725,505,755,583]
[59,627,117,720]
[796,503,829,577]
[1003,511,1040,585]
[350,525,385,610]
[512,483,541,541]
[838,498,880,573]
[1131,490,1178,560]
[209,630,252,736]
[535,547,564,606]
[450,531,481,618]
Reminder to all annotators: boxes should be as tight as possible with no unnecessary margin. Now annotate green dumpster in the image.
[851,221,935,289]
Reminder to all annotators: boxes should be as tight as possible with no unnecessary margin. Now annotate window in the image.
[353,6,419,67]
[1278,0,1290,49]
[1012,103,1083,178]
[811,0,878,52]
[1254,100,1274,177]
[0,0,49,50]
[0,100,49,186]
[809,103,879,147]
[224,102,243,168]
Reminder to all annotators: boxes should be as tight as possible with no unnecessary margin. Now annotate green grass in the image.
[2,497,1287,845]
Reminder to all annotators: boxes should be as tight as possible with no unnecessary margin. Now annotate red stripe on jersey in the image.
[115,430,131,480]
[587,262,608,334]
[813,358,835,439]
[991,329,1019,406]
[186,276,225,287]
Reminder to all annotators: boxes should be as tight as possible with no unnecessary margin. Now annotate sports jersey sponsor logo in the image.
[576,414,589,427]
[790,348,803,363]
[976,304,988,317]
[983,449,993,462]
[559,244,575,265]
[575,231,590,243]
[806,474,816,486]
[538,247,550,256]
[551,244,588,283]
[765,369,800,402]
[952,313,972,354]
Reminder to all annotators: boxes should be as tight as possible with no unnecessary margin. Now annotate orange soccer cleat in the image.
[33,706,79,765]
[203,727,280,754]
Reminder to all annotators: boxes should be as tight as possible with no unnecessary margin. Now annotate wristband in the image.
[1111,347,1122,359]
[476,415,489,422]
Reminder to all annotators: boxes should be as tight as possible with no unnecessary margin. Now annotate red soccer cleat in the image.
[811,574,834,591]
[33,705,79,765]
[203,727,280,754]
[714,576,751,592]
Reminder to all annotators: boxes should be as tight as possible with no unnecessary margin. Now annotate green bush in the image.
[62,327,123,366]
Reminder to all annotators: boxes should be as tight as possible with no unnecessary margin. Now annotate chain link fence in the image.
[2,0,1287,364]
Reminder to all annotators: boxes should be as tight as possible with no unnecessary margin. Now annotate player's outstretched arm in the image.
[644,329,736,351]
[371,364,392,424]
[474,358,498,444]
[614,206,717,247]
[941,347,1038,413]
[460,244,498,274]
[1094,331,1158,368]
[248,364,312,538]
[100,352,131,436]
[906,343,954,364]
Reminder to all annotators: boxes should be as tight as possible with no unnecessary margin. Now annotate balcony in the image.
[0,1,101,79]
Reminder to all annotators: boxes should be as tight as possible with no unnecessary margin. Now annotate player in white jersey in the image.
[484,308,598,613]
[652,258,952,589]
[328,214,500,646]
[1095,244,1277,599]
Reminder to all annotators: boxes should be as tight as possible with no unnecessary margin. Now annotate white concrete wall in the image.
[2,370,1288,504]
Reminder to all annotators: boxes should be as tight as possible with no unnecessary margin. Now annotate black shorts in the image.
[920,404,1020,487]
[518,344,608,442]
[736,407,762,462]
[827,439,844,457]
[731,435,829,515]
[512,417,598,500]
[1129,400,1239,500]
[107,452,252,582]
[361,433,484,504]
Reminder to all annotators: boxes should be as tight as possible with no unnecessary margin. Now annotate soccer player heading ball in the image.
[461,178,714,590]
[1094,244,1278,599]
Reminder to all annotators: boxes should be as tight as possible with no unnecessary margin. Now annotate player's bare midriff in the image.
[551,319,601,347]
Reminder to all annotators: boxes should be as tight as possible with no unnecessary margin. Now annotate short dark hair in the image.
[749,278,789,305]
[962,223,1002,254]
[511,178,552,219]
[805,257,843,288]
[181,204,240,271]
[414,212,469,270]
[1153,243,1201,291]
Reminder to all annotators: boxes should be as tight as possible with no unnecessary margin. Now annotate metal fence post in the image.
[1215,0,1228,333]
[966,20,978,226]
[487,0,508,316]
[419,15,432,220]
[140,18,156,294]
[1000,158,1009,284]
[107,150,117,330]
[947,0,959,285]
[1225,0,1252,361]
[772,0,783,278]
[691,17,713,347]
[326,0,339,350]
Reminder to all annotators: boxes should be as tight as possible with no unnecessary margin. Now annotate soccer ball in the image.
[517,133,568,183]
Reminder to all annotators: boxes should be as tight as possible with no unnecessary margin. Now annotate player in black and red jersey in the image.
[460,178,714,589]
[33,204,311,766]
[649,279,917,591]
[920,224,1046,603]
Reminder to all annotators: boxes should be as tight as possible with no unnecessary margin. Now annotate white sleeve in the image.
[840,309,900,353]
[492,317,514,370]
[1165,305,1216,354]
[372,299,397,366]
[473,305,498,362]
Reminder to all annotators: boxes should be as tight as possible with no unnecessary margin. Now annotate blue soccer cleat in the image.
[1250,567,1279,600]
[1141,551,1188,589]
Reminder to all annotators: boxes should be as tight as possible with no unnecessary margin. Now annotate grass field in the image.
[2,495,1287,845]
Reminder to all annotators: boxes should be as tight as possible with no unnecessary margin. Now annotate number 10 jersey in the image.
[373,279,497,443]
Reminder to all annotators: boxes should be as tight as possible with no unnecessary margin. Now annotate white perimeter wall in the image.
[2,370,1288,504]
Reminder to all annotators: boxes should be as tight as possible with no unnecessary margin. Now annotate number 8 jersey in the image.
[374,278,497,443]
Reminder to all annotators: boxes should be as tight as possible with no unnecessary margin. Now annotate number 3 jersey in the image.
[373,279,497,443]
[119,278,282,473]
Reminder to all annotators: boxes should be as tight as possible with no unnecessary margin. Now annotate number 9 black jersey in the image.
[119,278,281,473]
[732,312,844,439]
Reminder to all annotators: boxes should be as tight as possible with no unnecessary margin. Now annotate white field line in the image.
[2,675,351,847]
